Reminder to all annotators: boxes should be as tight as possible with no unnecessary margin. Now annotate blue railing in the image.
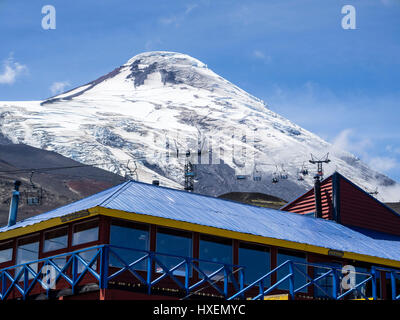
[228,260,400,300]
[2,245,400,301]
[0,245,244,300]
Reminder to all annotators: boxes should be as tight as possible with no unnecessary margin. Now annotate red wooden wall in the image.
[282,172,400,236]
[281,176,334,220]
[339,177,400,236]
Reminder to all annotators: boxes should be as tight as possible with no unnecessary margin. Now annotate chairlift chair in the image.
[271,171,279,184]
[24,171,43,206]
[297,174,304,181]
[300,162,309,175]
[253,165,262,182]
[279,164,288,180]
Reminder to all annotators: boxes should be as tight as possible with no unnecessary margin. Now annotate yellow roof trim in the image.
[1,205,400,269]
[0,208,100,241]
[96,206,400,269]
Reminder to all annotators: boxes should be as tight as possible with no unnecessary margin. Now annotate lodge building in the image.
[0,172,400,300]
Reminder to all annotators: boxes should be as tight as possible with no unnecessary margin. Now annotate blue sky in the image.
[0,0,399,182]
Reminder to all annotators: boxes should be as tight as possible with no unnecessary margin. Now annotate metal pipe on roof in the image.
[8,180,21,227]
[314,175,322,218]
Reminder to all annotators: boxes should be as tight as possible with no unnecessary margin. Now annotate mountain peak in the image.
[124,51,208,69]
[42,51,218,103]
[1,52,398,202]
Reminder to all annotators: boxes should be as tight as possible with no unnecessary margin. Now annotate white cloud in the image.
[185,4,198,14]
[50,81,70,95]
[252,50,272,63]
[368,156,398,172]
[159,3,198,27]
[331,128,372,158]
[381,0,400,6]
[159,16,178,26]
[145,39,163,51]
[0,55,28,85]
[386,145,400,154]
[379,184,400,202]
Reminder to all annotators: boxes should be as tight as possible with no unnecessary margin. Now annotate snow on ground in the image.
[0,51,398,202]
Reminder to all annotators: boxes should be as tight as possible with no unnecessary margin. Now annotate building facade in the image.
[1,176,400,300]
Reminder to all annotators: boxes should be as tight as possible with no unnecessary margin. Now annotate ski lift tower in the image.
[184,151,195,192]
[309,153,331,180]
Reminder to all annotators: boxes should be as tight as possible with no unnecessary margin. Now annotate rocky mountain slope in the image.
[0,137,124,225]
[0,51,398,202]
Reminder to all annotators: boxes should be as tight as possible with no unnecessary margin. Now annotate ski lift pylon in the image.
[124,160,138,181]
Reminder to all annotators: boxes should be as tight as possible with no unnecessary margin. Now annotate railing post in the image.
[99,246,109,289]
[23,266,28,300]
[147,252,153,295]
[288,261,295,300]
[1,272,4,300]
[391,271,396,300]
[332,268,339,300]
[223,265,228,298]
[258,278,264,300]
[72,254,77,295]
[185,258,190,296]
[371,267,377,300]
[239,267,244,292]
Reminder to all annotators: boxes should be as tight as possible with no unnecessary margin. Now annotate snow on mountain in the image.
[0,51,398,202]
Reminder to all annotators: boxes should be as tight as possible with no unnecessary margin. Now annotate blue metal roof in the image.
[2,180,400,263]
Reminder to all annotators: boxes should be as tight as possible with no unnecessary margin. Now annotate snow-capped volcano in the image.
[0,51,398,201]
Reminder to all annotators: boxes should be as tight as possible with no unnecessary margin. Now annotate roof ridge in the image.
[124,179,285,212]
[98,180,132,207]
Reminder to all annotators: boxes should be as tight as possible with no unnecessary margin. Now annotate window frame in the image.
[156,226,193,256]
[16,234,40,279]
[238,242,271,285]
[42,226,69,254]
[198,234,233,264]
[155,226,193,276]
[0,240,14,266]
[71,218,100,248]
[276,248,308,293]
[109,219,150,250]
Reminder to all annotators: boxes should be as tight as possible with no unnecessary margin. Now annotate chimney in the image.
[8,180,21,227]
[314,175,322,218]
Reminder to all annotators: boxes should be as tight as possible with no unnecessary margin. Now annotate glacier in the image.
[0,51,397,202]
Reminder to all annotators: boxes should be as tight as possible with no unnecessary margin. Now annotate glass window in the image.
[199,235,232,279]
[313,262,342,298]
[76,249,98,274]
[72,220,99,246]
[0,241,13,264]
[348,266,371,299]
[44,227,68,252]
[239,243,270,285]
[16,235,40,279]
[109,220,149,270]
[156,228,192,276]
[277,250,307,293]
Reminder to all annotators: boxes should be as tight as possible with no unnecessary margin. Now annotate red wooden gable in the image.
[281,172,400,236]
[281,176,334,220]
